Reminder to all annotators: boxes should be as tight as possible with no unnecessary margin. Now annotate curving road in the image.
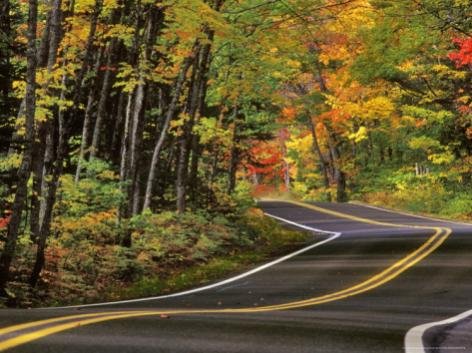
[0,200,471,353]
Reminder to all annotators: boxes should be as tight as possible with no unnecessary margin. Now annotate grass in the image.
[107,253,265,301]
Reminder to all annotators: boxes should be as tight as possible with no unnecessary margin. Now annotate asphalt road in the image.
[0,200,471,353]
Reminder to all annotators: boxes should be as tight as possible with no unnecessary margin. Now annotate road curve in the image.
[0,200,471,353]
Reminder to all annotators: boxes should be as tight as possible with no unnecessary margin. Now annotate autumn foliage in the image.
[449,37,472,68]
[0,0,471,305]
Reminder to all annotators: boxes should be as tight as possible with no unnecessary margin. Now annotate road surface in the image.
[0,200,471,353]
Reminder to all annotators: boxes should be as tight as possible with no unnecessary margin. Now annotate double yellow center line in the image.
[0,200,452,351]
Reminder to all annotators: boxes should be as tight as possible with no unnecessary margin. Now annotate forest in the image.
[0,0,470,307]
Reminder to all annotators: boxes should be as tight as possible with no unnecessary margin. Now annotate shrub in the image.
[55,160,123,218]
[441,194,472,219]
[54,210,119,246]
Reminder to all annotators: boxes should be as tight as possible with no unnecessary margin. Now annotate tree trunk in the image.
[30,0,62,240]
[75,48,103,183]
[326,127,348,202]
[188,136,201,205]
[6,1,52,156]
[315,60,347,202]
[309,115,330,190]
[89,42,115,160]
[118,90,136,247]
[110,92,126,163]
[119,93,134,190]
[74,91,95,182]
[129,82,146,216]
[227,106,239,194]
[176,35,214,213]
[39,122,55,234]
[30,79,68,288]
[142,53,195,211]
[29,121,55,287]
[30,122,48,242]
[121,3,164,218]
[175,139,190,213]
[0,0,38,294]
[176,50,201,213]
[189,43,212,206]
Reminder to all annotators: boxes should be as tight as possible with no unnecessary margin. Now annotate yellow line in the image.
[0,312,162,352]
[0,312,142,336]
[274,199,433,229]
[0,201,453,351]
[247,229,451,312]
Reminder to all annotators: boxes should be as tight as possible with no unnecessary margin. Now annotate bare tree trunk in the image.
[119,93,134,191]
[129,82,145,215]
[110,92,126,162]
[74,91,95,182]
[175,139,191,213]
[0,0,37,294]
[39,123,55,231]
[89,42,115,160]
[118,91,134,247]
[30,123,48,242]
[75,49,103,183]
[142,53,194,211]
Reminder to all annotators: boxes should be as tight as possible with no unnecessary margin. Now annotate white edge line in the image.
[404,309,472,353]
[351,201,472,227]
[43,213,341,310]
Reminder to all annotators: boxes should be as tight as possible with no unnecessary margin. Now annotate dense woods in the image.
[0,0,470,305]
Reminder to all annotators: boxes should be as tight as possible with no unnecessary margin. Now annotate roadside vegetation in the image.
[1,164,309,307]
[350,167,471,221]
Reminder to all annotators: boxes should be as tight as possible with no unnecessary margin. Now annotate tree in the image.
[0,0,38,294]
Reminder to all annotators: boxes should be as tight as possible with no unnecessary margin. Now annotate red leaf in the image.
[448,37,472,68]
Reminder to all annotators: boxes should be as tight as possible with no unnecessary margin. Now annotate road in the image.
[0,200,471,353]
